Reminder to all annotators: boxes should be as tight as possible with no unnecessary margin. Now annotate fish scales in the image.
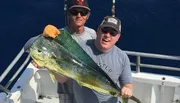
[30,30,119,96]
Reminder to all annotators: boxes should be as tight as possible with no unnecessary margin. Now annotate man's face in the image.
[96,27,120,52]
[68,7,89,27]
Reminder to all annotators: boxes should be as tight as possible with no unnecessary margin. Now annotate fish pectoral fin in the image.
[49,70,56,83]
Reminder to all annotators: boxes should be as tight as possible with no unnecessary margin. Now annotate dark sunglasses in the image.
[69,9,89,16]
[101,27,118,36]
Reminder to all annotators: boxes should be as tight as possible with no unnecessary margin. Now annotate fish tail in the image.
[122,97,128,103]
[121,95,141,103]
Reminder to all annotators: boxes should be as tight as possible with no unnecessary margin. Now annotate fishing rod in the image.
[111,0,142,103]
[112,0,116,17]
[64,0,68,26]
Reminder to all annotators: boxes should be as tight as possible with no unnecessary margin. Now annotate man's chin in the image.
[100,44,108,50]
[75,22,83,26]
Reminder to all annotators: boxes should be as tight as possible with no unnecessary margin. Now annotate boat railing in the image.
[0,48,180,94]
[0,47,31,94]
[125,51,180,73]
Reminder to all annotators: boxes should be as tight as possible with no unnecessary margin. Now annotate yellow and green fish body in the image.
[29,31,119,96]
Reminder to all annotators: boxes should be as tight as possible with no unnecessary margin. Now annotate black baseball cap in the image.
[68,0,90,11]
[100,16,121,33]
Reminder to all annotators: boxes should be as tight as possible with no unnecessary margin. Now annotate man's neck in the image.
[68,25,85,34]
[94,40,112,53]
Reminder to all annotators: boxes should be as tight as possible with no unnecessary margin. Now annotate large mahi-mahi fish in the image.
[29,30,141,103]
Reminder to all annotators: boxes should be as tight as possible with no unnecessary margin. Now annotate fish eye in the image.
[38,50,41,52]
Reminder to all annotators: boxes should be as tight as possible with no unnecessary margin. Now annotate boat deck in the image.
[5,64,179,103]
[36,95,59,103]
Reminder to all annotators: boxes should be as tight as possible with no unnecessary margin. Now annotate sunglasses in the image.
[69,9,89,16]
[101,27,118,36]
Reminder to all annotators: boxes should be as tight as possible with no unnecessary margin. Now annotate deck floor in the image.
[36,96,59,103]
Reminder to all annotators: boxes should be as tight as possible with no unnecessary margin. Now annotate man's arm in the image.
[119,52,133,98]
[31,60,68,83]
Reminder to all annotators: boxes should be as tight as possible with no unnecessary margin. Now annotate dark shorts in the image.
[59,94,74,103]
[58,79,74,103]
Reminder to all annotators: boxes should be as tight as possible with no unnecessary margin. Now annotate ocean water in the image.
[0,0,180,87]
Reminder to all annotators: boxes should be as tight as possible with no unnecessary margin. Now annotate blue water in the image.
[1,0,180,87]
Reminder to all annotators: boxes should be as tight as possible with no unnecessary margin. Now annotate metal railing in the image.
[0,47,31,94]
[125,51,180,73]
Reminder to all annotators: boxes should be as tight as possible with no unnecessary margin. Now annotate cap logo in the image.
[77,0,83,5]
[107,18,118,25]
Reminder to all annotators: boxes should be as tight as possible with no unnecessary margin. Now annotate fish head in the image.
[29,35,72,70]
[30,45,53,67]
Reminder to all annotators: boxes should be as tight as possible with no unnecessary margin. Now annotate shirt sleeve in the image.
[119,53,132,86]
[84,27,97,39]
[91,29,97,39]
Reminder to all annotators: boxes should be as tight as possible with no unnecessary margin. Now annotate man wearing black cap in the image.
[42,16,132,103]
[37,15,132,103]
[54,0,97,103]
[42,0,96,103]
[71,16,133,103]
[25,0,96,103]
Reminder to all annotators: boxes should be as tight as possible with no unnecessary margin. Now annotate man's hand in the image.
[120,83,133,98]
[43,25,60,38]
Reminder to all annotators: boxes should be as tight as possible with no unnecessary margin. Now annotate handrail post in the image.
[136,56,140,73]
[0,48,25,82]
